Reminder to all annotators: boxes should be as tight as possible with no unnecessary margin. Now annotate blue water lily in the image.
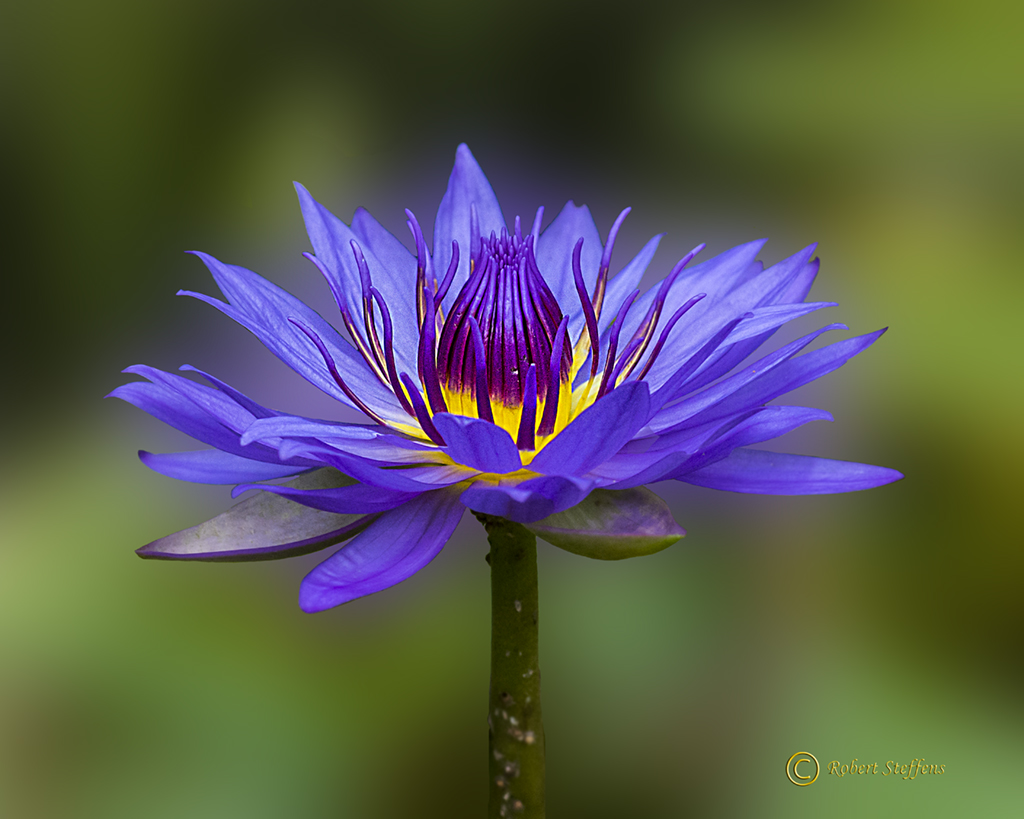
[113,144,902,612]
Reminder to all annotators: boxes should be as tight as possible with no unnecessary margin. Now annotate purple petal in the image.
[233,480,422,514]
[524,487,684,560]
[137,468,378,561]
[110,368,288,464]
[598,233,663,332]
[293,183,364,325]
[239,415,443,465]
[432,144,506,313]
[432,413,522,473]
[123,364,253,432]
[535,201,602,328]
[274,435,445,466]
[679,448,904,494]
[349,205,421,372]
[460,474,594,522]
[668,406,834,476]
[311,449,479,492]
[179,366,277,419]
[299,488,465,611]
[723,302,836,345]
[529,381,651,476]
[140,449,308,484]
[671,329,886,431]
[182,251,406,423]
[653,260,826,397]
[609,239,766,355]
[238,415,384,446]
[647,323,847,433]
[641,244,820,392]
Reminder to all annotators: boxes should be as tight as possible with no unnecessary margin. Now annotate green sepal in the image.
[137,468,377,562]
[524,487,684,560]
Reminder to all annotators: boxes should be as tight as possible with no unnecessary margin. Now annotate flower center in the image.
[302,205,706,456]
[437,226,571,408]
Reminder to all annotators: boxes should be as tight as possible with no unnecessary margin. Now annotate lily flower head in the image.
[112,145,902,611]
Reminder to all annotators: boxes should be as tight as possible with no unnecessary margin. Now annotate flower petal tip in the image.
[298,585,337,613]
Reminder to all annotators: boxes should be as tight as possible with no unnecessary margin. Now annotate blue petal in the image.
[723,302,836,345]
[293,183,365,326]
[311,450,479,491]
[529,381,651,476]
[667,329,886,432]
[183,251,406,423]
[296,193,419,373]
[238,416,381,445]
[669,406,834,477]
[123,364,254,432]
[110,368,290,464]
[641,245,820,392]
[610,239,766,353]
[647,323,848,433]
[679,448,904,494]
[140,450,309,484]
[460,474,594,522]
[178,365,277,419]
[275,436,446,466]
[432,413,522,473]
[299,488,465,611]
[598,233,663,332]
[350,206,419,350]
[657,259,824,397]
[576,239,766,391]
[535,201,602,327]
[233,480,422,514]
[240,415,443,465]
[432,144,506,313]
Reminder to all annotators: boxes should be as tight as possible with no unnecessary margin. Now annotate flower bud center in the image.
[437,227,570,408]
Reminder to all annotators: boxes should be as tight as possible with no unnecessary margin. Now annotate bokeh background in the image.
[2,0,1022,816]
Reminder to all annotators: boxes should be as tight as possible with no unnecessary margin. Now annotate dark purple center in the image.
[436,224,571,407]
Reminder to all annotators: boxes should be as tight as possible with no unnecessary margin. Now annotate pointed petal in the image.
[723,302,836,345]
[647,323,847,433]
[679,448,904,494]
[672,329,886,431]
[667,406,835,477]
[432,144,506,312]
[110,367,286,463]
[641,244,820,391]
[299,488,465,611]
[179,365,277,419]
[137,468,377,561]
[350,205,421,368]
[239,415,443,465]
[351,206,418,295]
[524,487,684,559]
[293,182,364,324]
[238,415,381,445]
[652,257,825,397]
[432,413,522,473]
[535,201,602,327]
[598,233,663,332]
[234,479,422,514]
[529,381,651,476]
[139,449,309,484]
[183,251,406,423]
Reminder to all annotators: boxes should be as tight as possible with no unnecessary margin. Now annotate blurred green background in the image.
[1,0,1021,816]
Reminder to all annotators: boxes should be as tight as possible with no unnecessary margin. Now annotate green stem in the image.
[478,514,545,818]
